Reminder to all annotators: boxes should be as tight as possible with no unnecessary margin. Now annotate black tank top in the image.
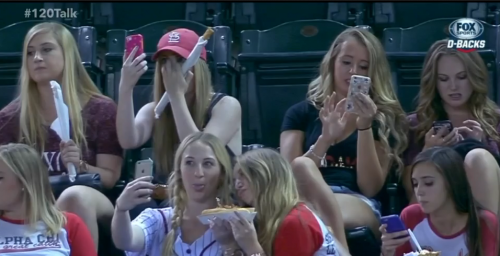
[204,93,236,160]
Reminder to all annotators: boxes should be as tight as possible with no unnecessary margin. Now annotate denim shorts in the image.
[331,185,382,221]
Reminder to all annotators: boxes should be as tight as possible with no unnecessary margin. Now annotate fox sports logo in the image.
[447,18,486,52]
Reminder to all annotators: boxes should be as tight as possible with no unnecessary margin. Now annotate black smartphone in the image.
[432,120,453,134]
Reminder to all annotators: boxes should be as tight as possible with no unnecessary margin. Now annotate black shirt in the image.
[281,100,383,193]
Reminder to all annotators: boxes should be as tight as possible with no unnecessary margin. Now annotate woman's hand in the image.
[423,127,461,150]
[320,91,349,144]
[115,176,155,212]
[457,120,485,142]
[161,56,194,98]
[59,140,81,171]
[210,218,238,249]
[119,46,148,93]
[228,212,260,254]
[380,224,410,256]
[351,93,377,129]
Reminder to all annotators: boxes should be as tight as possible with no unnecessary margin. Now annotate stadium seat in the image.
[237,19,371,146]
[0,20,103,109]
[468,3,500,25]
[232,2,368,32]
[102,3,230,31]
[383,18,499,112]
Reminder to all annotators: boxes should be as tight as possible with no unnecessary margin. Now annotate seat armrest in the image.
[242,144,265,153]
[386,183,400,215]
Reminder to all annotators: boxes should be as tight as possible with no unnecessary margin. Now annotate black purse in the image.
[49,173,101,197]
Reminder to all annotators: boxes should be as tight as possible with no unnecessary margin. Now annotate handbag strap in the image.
[158,209,169,234]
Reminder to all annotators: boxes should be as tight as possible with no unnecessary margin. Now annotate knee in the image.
[56,186,93,213]
[464,148,499,174]
[291,157,317,177]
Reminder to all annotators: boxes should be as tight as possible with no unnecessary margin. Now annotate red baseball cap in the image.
[152,28,207,61]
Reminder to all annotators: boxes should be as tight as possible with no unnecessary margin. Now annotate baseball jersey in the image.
[395,204,498,256]
[0,212,96,256]
[127,208,221,256]
[273,203,340,256]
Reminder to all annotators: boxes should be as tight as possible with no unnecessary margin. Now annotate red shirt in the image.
[273,203,339,256]
[395,204,498,256]
[0,212,96,256]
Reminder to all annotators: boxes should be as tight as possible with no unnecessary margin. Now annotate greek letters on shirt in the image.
[42,151,63,172]
[0,233,62,253]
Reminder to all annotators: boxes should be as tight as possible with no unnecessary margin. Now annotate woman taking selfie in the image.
[280,27,408,241]
[403,39,500,216]
[0,22,123,250]
[111,132,233,256]
[381,146,498,256]
[0,143,95,256]
[116,28,242,183]
[211,148,350,256]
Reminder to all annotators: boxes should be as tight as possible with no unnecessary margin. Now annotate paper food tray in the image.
[197,210,257,225]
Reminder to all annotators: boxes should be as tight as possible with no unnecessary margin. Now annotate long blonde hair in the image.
[17,22,103,153]
[236,148,301,255]
[307,27,408,176]
[415,39,500,142]
[153,58,214,179]
[162,132,233,255]
[0,143,66,235]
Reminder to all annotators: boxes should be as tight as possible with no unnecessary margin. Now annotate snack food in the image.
[201,207,255,215]
[152,184,168,200]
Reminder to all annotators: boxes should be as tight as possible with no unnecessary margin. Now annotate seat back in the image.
[0,20,100,110]
[383,18,500,112]
[238,19,369,146]
[105,20,234,104]
[233,2,368,31]
[100,3,228,31]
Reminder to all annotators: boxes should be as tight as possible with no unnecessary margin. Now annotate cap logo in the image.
[168,32,180,43]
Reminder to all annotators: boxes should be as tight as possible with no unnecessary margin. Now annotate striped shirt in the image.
[126,208,221,256]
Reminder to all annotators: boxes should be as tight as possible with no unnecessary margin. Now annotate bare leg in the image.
[291,157,349,249]
[56,185,115,251]
[335,193,381,239]
[463,148,500,215]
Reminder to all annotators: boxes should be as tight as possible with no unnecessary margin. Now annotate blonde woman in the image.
[280,27,409,242]
[111,132,234,256]
[0,143,96,256]
[0,22,123,250]
[211,148,351,256]
[403,39,500,217]
[116,28,242,185]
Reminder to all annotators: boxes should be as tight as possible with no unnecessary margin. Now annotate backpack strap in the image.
[157,209,169,234]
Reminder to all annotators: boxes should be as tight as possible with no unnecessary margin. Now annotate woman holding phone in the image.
[403,39,500,217]
[280,27,408,242]
[381,146,498,256]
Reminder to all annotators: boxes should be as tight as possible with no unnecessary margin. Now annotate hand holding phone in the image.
[346,75,371,112]
[432,120,453,135]
[380,215,408,236]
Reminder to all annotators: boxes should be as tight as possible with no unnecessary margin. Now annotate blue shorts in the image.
[331,185,382,221]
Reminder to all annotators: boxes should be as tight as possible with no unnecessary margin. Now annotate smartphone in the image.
[134,158,153,180]
[432,120,453,134]
[125,34,144,59]
[380,215,408,238]
[346,75,371,112]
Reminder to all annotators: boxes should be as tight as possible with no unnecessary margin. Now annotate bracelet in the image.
[358,126,372,131]
[306,145,327,167]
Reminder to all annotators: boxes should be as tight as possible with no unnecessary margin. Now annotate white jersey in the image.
[126,208,221,256]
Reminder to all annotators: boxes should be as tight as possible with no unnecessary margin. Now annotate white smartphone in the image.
[346,75,371,112]
[134,158,154,179]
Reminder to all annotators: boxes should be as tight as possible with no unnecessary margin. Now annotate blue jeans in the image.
[330,185,382,221]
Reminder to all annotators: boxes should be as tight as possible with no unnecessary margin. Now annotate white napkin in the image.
[153,36,209,119]
[50,81,77,182]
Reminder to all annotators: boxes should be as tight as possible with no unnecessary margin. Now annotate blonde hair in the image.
[307,27,408,176]
[162,132,233,255]
[153,57,214,179]
[17,22,103,153]
[0,143,66,235]
[415,39,500,142]
[236,148,300,255]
